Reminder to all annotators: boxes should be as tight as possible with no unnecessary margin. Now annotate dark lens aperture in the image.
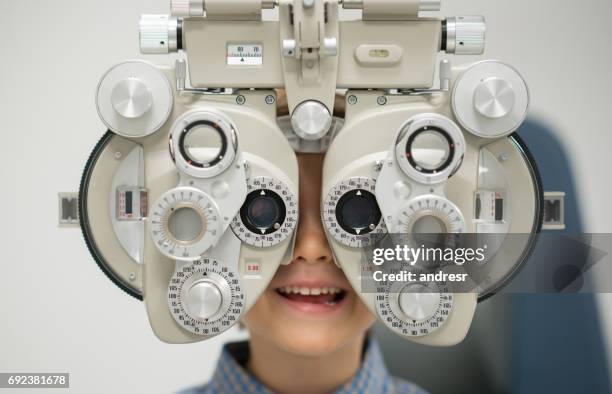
[247,196,280,229]
[240,189,286,235]
[336,189,382,235]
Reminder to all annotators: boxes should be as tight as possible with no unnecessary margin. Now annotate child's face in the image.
[243,153,376,355]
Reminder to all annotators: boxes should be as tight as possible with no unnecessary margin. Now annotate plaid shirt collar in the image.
[206,338,397,394]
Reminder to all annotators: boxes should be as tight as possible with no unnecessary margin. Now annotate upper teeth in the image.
[279,286,343,296]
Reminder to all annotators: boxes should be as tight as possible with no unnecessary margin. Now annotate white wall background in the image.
[0,1,610,393]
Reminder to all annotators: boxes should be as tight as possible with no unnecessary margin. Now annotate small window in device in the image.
[125,191,133,215]
[495,194,504,221]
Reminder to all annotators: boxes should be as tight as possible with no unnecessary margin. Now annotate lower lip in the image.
[274,291,349,316]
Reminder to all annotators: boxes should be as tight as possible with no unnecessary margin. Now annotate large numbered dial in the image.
[168,258,245,337]
[323,177,387,248]
[376,277,453,337]
[231,177,298,247]
[394,195,466,235]
[150,187,221,260]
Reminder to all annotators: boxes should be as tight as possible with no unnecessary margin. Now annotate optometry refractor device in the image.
[74,0,544,346]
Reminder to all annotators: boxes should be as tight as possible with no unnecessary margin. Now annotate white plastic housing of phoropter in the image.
[79,0,542,346]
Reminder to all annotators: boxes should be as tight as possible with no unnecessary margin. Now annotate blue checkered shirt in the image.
[180,339,428,394]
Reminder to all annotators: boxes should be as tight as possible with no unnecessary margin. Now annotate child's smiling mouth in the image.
[273,283,350,314]
[276,286,347,305]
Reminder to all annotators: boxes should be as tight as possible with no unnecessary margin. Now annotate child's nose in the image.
[292,191,334,265]
[293,226,333,265]
[293,153,334,265]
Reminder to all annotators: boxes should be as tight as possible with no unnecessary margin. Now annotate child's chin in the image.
[274,324,355,356]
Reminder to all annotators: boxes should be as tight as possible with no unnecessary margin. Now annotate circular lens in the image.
[412,215,447,234]
[410,130,451,171]
[179,121,228,168]
[247,195,280,229]
[336,190,382,235]
[184,125,223,163]
[411,215,449,247]
[405,126,455,175]
[168,207,205,242]
[240,189,286,235]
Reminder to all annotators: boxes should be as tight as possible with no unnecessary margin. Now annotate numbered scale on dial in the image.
[150,187,221,260]
[376,275,454,337]
[231,177,298,248]
[168,258,245,337]
[226,44,263,66]
[323,177,387,248]
[395,195,466,235]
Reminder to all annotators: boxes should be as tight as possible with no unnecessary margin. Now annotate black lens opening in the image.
[240,189,286,235]
[335,189,382,236]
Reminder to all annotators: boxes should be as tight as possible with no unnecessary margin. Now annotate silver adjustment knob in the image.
[398,283,441,321]
[282,39,297,58]
[452,61,529,138]
[474,77,516,119]
[139,15,180,54]
[175,59,187,91]
[185,280,223,320]
[290,101,333,141]
[171,0,204,17]
[419,0,441,11]
[439,59,452,91]
[323,37,338,57]
[96,61,173,138]
[444,16,486,55]
[343,0,440,12]
[111,78,152,119]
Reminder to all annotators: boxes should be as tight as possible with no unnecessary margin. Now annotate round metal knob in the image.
[139,15,180,54]
[111,78,152,119]
[444,16,486,55]
[452,61,529,138]
[185,280,223,320]
[398,283,441,321]
[290,101,333,141]
[474,77,516,119]
[419,0,441,11]
[171,0,204,17]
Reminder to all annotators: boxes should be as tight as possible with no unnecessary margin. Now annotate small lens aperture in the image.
[240,189,287,235]
[336,189,382,235]
[248,195,280,229]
